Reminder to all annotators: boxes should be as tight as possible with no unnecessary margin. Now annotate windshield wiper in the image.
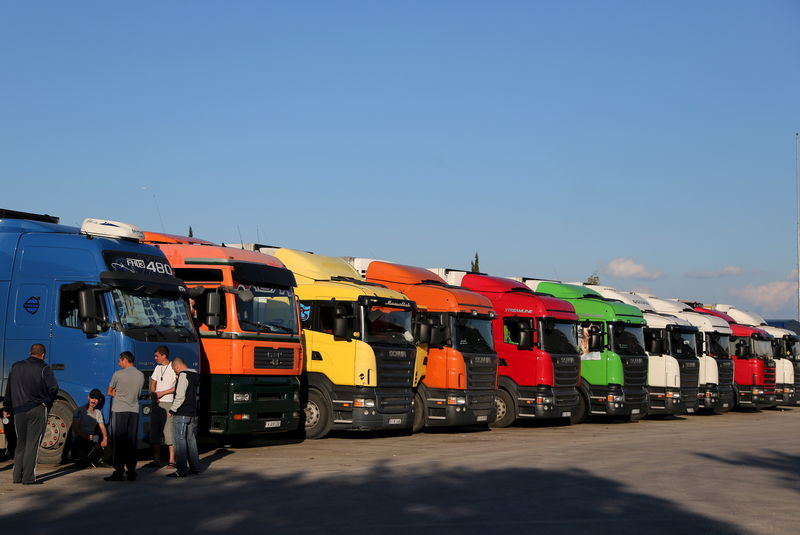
[239,319,294,333]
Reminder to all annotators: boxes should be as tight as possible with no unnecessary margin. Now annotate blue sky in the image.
[2,1,799,317]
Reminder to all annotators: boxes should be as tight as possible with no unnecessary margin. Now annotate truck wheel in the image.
[490,389,515,428]
[568,392,588,425]
[412,391,426,433]
[303,389,332,440]
[39,398,75,464]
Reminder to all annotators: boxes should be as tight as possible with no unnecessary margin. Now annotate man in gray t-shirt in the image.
[105,352,145,482]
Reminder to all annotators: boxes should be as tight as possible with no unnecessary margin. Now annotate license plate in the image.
[477,415,488,422]
[686,408,694,413]
[631,409,640,414]
[561,411,571,417]
[388,418,401,425]
[264,420,281,429]
[723,403,729,407]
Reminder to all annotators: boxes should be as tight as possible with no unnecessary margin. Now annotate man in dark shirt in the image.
[2,343,59,485]
[71,389,108,468]
[166,357,201,478]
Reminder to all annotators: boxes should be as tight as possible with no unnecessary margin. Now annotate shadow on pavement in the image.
[695,449,800,494]
[1,460,740,534]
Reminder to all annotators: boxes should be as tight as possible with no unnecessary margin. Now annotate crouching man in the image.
[72,389,108,468]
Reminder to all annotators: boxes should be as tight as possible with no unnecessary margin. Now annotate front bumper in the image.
[205,374,301,435]
[647,386,683,416]
[421,387,496,427]
[736,386,777,409]
[516,386,580,420]
[330,386,414,432]
[776,384,797,407]
[586,385,649,418]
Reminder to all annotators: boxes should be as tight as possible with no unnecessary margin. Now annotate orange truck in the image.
[349,259,499,431]
[143,233,302,437]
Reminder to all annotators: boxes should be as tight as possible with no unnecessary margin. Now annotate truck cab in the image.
[644,296,735,413]
[710,304,795,407]
[236,247,418,439]
[0,210,200,463]
[517,280,649,420]
[583,285,691,416]
[695,307,777,409]
[143,232,303,437]
[352,260,498,432]
[429,269,582,426]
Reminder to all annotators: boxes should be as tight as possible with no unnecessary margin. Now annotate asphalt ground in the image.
[1,408,798,535]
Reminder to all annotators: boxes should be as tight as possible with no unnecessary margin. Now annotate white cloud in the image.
[685,266,743,279]
[730,272,798,312]
[602,258,663,281]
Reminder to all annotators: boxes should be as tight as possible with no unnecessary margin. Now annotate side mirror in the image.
[205,291,222,330]
[333,316,350,339]
[429,325,445,348]
[589,333,604,352]
[418,323,431,344]
[78,288,100,335]
[518,329,533,351]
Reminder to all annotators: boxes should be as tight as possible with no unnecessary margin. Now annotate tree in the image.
[188,225,194,237]
[585,271,600,285]
[470,252,480,273]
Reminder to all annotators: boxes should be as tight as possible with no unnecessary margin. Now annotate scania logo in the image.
[685,362,696,368]
[628,358,643,365]
[387,350,406,358]
[471,356,492,365]
[558,357,575,365]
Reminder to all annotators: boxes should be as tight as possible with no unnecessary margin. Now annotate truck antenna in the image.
[256,225,261,243]
[795,132,799,322]
[237,225,244,248]
[153,193,166,232]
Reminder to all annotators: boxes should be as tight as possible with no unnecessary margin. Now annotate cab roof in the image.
[142,231,217,246]
[524,280,645,324]
[144,237,287,269]
[460,274,577,320]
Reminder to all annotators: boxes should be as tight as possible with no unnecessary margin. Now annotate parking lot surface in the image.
[1,408,798,534]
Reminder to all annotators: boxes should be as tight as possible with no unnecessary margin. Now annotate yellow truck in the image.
[236,245,421,438]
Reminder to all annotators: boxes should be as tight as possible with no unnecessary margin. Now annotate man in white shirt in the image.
[145,346,177,468]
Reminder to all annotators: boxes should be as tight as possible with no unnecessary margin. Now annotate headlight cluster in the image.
[447,396,467,405]
[354,398,376,408]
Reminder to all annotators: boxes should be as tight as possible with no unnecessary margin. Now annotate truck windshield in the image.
[235,284,298,334]
[789,340,800,359]
[729,336,753,358]
[707,333,730,358]
[669,331,697,358]
[752,339,773,359]
[111,289,197,341]
[540,321,579,355]
[452,315,494,354]
[363,306,414,346]
[611,324,645,355]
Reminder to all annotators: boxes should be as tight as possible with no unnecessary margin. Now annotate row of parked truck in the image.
[0,209,796,463]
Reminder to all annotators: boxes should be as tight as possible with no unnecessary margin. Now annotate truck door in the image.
[304,300,356,386]
[51,282,116,405]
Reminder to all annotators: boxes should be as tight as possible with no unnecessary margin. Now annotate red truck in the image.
[694,307,776,409]
[431,269,583,426]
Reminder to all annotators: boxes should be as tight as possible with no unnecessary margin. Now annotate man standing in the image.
[145,346,177,468]
[105,351,144,482]
[167,356,201,478]
[71,389,108,468]
[2,343,59,485]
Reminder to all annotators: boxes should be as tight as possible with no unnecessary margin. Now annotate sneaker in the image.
[104,473,125,482]
[165,471,185,478]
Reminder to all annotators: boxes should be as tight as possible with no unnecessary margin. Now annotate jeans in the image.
[172,415,200,475]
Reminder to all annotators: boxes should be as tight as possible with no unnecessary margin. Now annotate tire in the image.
[39,398,75,464]
[568,392,588,425]
[490,389,515,428]
[411,391,426,433]
[303,389,332,440]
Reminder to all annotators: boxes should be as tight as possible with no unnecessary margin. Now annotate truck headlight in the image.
[233,392,251,403]
[447,396,467,405]
[354,398,375,408]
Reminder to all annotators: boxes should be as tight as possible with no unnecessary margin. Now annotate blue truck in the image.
[0,209,200,463]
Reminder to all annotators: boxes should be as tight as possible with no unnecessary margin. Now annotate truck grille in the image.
[554,387,579,407]
[621,356,647,387]
[794,360,800,388]
[253,347,294,369]
[373,347,415,388]
[717,358,734,386]
[551,354,580,388]
[375,387,413,414]
[679,358,700,401]
[463,352,498,390]
[763,360,776,394]
[466,390,495,410]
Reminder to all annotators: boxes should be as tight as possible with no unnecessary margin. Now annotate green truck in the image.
[515,279,649,421]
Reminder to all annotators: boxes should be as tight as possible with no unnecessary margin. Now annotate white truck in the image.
[639,295,735,413]
[709,305,795,407]
[584,285,700,416]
